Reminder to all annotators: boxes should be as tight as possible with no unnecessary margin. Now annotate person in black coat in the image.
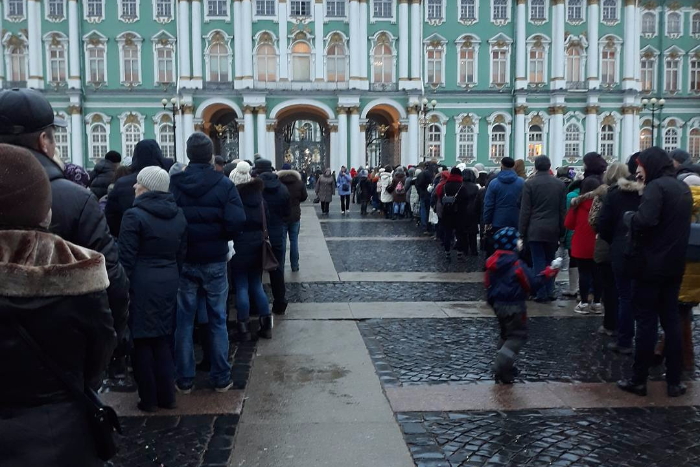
[105,139,165,237]
[617,147,693,398]
[229,162,273,339]
[438,167,471,255]
[254,158,291,315]
[456,168,482,255]
[118,167,187,412]
[89,150,121,199]
[0,144,116,467]
[355,169,373,215]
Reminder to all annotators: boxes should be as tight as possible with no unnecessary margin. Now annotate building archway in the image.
[274,105,330,173]
[365,104,401,168]
[198,103,240,161]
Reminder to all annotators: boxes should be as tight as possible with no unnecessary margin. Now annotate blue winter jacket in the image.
[337,172,352,196]
[485,250,553,305]
[170,163,246,264]
[483,170,524,229]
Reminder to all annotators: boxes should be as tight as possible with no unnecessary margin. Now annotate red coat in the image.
[565,198,595,259]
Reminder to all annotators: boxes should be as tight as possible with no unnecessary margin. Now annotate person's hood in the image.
[447,174,463,184]
[583,152,608,177]
[258,171,282,193]
[677,161,700,177]
[93,159,115,174]
[0,229,109,299]
[236,177,264,207]
[277,169,302,182]
[462,169,476,184]
[170,163,225,197]
[380,172,392,181]
[486,250,520,274]
[497,169,519,184]
[133,191,180,219]
[131,139,164,172]
[394,172,406,180]
[616,177,644,195]
[638,147,675,184]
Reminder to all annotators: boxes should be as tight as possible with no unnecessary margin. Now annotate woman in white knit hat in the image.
[118,166,188,412]
[228,162,273,340]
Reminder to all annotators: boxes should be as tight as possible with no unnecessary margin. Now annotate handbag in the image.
[11,319,122,461]
[260,203,280,272]
[313,197,320,204]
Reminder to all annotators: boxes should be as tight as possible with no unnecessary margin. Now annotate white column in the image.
[178,0,191,84]
[238,120,246,159]
[350,108,361,170]
[175,114,185,162]
[622,0,636,90]
[337,108,349,168]
[514,109,526,160]
[243,107,255,159]
[408,108,419,165]
[515,0,527,90]
[330,126,340,172]
[27,0,42,88]
[632,108,640,153]
[398,0,409,85]
[191,0,203,88]
[621,107,634,160]
[266,122,276,161]
[400,125,408,167]
[358,122,367,169]
[314,0,324,81]
[551,0,565,90]
[70,106,83,166]
[410,0,421,81]
[241,0,254,80]
[278,1,289,80]
[551,109,565,168]
[359,0,368,83]
[233,0,242,79]
[587,0,600,89]
[67,0,80,88]
[349,0,360,87]
[183,105,195,145]
[0,1,4,86]
[585,107,598,154]
[256,107,267,158]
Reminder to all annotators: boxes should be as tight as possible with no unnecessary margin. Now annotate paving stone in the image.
[321,220,427,238]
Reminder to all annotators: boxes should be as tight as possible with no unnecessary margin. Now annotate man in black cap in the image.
[88,150,121,199]
[214,155,226,173]
[0,88,129,342]
[255,158,291,315]
[483,157,524,257]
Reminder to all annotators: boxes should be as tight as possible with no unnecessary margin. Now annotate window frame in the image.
[663,48,683,94]
[565,0,584,24]
[455,114,480,164]
[205,32,233,82]
[693,12,700,38]
[488,34,512,88]
[370,32,396,85]
[325,0,346,19]
[118,0,140,23]
[641,10,657,38]
[639,126,653,152]
[152,31,176,86]
[53,112,71,163]
[290,40,313,82]
[600,0,619,26]
[598,35,622,87]
[665,10,683,38]
[371,0,395,22]
[690,53,700,94]
[425,0,445,24]
[84,0,105,23]
[44,32,68,84]
[290,0,312,18]
[688,122,700,162]
[255,34,279,83]
[491,0,511,25]
[563,120,583,163]
[153,112,176,160]
[456,35,480,88]
[597,114,620,161]
[117,32,144,87]
[85,113,112,163]
[424,34,447,87]
[526,35,550,86]
[528,0,548,24]
[153,0,175,23]
[205,0,231,22]
[458,0,478,25]
[83,32,108,86]
[3,33,29,82]
[119,114,145,159]
[487,112,512,163]
[46,0,66,22]
[325,40,348,83]
[255,0,276,18]
[5,0,26,22]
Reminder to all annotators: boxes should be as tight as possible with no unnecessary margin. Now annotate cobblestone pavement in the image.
[106,414,238,467]
[321,220,425,238]
[359,317,700,386]
[398,407,700,467]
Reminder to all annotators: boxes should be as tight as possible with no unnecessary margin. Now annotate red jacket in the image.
[564,198,595,259]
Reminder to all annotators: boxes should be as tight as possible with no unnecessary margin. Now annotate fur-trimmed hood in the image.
[617,177,644,194]
[277,169,302,182]
[0,230,109,298]
[235,176,264,196]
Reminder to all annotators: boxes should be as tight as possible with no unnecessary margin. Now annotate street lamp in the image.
[641,97,665,148]
[419,98,438,162]
[162,97,184,158]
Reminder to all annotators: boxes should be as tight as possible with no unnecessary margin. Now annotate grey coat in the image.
[519,171,566,243]
[315,174,335,202]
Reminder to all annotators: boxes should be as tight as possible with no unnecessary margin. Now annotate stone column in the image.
[68,0,80,88]
[314,0,325,81]
[514,105,527,160]
[632,106,640,153]
[622,0,636,90]
[278,0,289,80]
[0,1,4,87]
[621,105,635,160]
[410,0,421,81]
[515,0,527,90]
[178,0,191,84]
[359,0,368,83]
[238,120,246,159]
[256,107,267,158]
[349,0,360,87]
[398,0,409,86]
[550,106,565,168]
[330,124,339,171]
[337,107,349,169]
[191,0,203,88]
[233,0,242,79]
[69,104,83,166]
[358,123,367,169]
[585,105,599,154]
[349,107,361,170]
[183,104,195,146]
[266,123,276,162]
[175,114,185,162]
[243,106,255,159]
[400,124,409,167]
[551,0,565,90]
[587,0,600,90]
[241,0,254,81]
[408,106,419,165]
[27,0,43,89]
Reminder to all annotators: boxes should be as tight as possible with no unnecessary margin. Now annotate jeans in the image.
[132,336,175,408]
[267,228,287,310]
[340,195,350,211]
[175,262,231,387]
[614,272,634,349]
[393,202,405,216]
[420,195,431,230]
[577,258,602,303]
[529,241,557,300]
[282,221,301,270]
[233,269,270,322]
[631,279,682,385]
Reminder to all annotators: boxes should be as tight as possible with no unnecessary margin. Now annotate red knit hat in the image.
[0,144,51,228]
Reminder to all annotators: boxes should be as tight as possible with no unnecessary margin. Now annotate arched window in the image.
[256,44,278,82]
[86,43,106,84]
[530,0,545,21]
[600,124,615,160]
[8,44,27,82]
[208,42,230,81]
[665,53,680,93]
[123,122,141,157]
[639,127,652,151]
[690,128,700,162]
[48,42,67,83]
[566,46,582,83]
[691,57,700,93]
[641,12,656,35]
[490,124,506,160]
[426,44,444,85]
[567,0,583,22]
[89,123,108,161]
[693,13,700,35]
[664,128,679,153]
[54,123,70,163]
[291,41,311,81]
[601,0,617,22]
[640,54,656,92]
[458,126,475,163]
[155,43,175,84]
[564,123,582,161]
[601,47,616,85]
[667,12,681,35]
[372,43,393,83]
[529,46,545,83]
[158,122,175,159]
[122,43,140,84]
[326,43,347,83]
[459,44,476,85]
[427,124,442,160]
[527,124,543,159]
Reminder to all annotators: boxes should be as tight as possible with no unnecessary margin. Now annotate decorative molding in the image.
[515,105,528,115]
[67,105,82,115]
[585,105,599,115]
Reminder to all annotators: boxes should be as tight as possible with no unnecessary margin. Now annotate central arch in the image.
[364,103,402,169]
[274,104,331,173]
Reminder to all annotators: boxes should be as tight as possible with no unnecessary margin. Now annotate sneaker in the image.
[574,302,590,314]
[291,266,299,272]
[214,380,233,393]
[562,289,579,298]
[590,303,603,314]
[175,382,193,395]
[607,342,633,355]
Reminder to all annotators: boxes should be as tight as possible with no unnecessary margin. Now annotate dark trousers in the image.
[383,202,392,219]
[456,232,478,255]
[320,201,330,214]
[631,279,682,385]
[132,336,175,408]
[340,195,350,211]
[599,262,618,331]
[442,224,455,252]
[577,258,602,302]
[360,200,368,214]
[493,302,528,378]
[614,272,635,348]
[268,239,287,311]
[529,241,557,299]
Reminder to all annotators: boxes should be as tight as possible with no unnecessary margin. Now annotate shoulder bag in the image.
[11,319,122,461]
[260,202,280,272]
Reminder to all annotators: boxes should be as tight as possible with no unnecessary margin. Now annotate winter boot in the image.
[237,320,251,342]
[258,316,273,339]
[680,308,695,372]
[563,268,579,298]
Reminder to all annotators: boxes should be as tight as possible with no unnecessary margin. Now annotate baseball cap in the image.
[0,88,67,135]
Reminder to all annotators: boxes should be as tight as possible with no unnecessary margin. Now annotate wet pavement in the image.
[321,221,425,238]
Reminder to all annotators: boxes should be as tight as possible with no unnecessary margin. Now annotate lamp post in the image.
[162,97,184,159]
[419,98,437,162]
[641,97,665,148]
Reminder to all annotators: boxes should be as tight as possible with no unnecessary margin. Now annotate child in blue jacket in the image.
[485,227,561,383]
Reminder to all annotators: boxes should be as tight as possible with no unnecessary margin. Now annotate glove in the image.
[550,257,563,270]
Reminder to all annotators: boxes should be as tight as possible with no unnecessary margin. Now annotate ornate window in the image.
[693,13,700,36]
[425,35,447,87]
[492,0,509,24]
[455,114,479,164]
[4,34,28,82]
[601,0,618,24]
[371,34,394,84]
[86,113,111,162]
[456,35,480,87]
[256,0,275,16]
[47,0,66,21]
[373,0,392,19]
[666,12,682,37]
[326,0,345,17]
[154,113,175,159]
[152,31,176,85]
[689,126,700,162]
[527,35,549,85]
[564,122,583,162]
[84,31,108,85]
[641,11,656,37]
[154,0,174,22]
[117,32,143,87]
[527,125,544,160]
[426,0,444,23]
[119,0,139,22]
[255,33,278,82]
[120,113,145,158]
[640,54,656,92]
[54,115,70,163]
[598,114,619,161]
[599,36,621,87]
[291,41,312,81]
[290,0,311,17]
[529,0,546,23]
[6,0,25,21]
[459,0,477,23]
[207,0,228,17]
[566,0,583,23]
[664,48,683,94]
[565,39,586,87]
[427,124,442,160]
[326,39,347,83]
[639,127,652,151]
[489,34,512,87]
[44,33,68,84]
[85,0,104,22]
[691,54,700,93]
[206,31,232,82]
[490,124,506,160]
[664,126,680,153]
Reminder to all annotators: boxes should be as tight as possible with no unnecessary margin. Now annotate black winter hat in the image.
[583,152,607,176]
[670,149,691,165]
[450,167,462,176]
[501,157,515,169]
[534,155,551,172]
[131,139,164,171]
[255,158,273,173]
[627,152,640,176]
[186,132,214,164]
[105,150,121,163]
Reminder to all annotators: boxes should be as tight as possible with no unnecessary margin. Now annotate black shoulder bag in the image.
[12,320,122,461]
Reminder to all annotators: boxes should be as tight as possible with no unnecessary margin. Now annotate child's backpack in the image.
[395,181,405,195]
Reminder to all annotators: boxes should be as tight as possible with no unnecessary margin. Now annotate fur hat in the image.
[105,150,122,163]
[137,166,170,193]
[186,132,214,164]
[493,227,520,252]
[254,158,273,173]
[230,160,252,185]
[0,144,51,228]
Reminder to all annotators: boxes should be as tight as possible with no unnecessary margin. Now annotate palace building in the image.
[1,0,699,171]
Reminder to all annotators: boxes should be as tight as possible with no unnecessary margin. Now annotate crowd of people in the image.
[0,86,698,465]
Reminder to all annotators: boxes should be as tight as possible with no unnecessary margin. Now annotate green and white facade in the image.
[1,0,699,170]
